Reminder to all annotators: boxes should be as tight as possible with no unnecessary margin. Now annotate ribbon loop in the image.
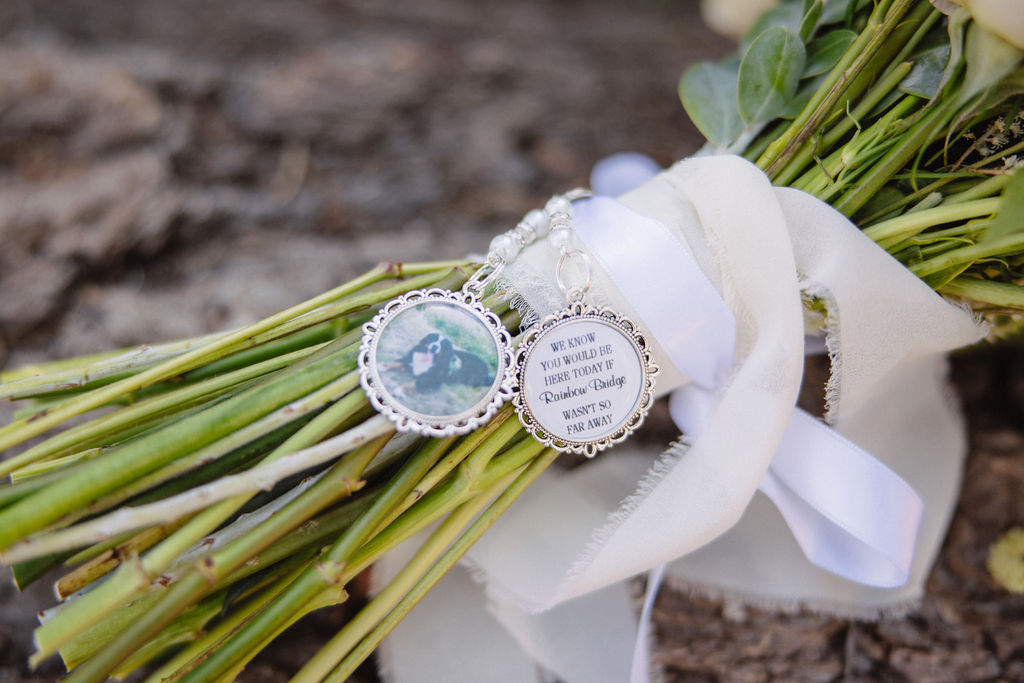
[572,197,736,391]
[578,183,929,589]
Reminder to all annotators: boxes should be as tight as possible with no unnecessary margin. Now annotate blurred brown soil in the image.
[0,1,1022,681]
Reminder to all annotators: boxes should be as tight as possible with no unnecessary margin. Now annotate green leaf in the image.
[960,20,1024,104]
[974,66,1024,120]
[982,168,1024,244]
[900,44,952,98]
[799,0,823,41]
[782,73,827,118]
[679,61,743,148]
[744,2,803,46]
[820,0,855,25]
[738,26,807,125]
[805,29,856,76]
[939,7,971,98]
[857,185,906,222]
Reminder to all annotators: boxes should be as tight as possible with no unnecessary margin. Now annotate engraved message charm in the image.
[514,301,657,457]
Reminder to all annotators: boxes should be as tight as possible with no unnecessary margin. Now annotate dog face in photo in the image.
[404,333,494,392]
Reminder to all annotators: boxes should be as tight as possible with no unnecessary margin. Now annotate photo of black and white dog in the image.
[400,333,494,393]
[374,301,501,418]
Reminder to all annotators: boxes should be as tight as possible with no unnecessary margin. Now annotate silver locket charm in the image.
[513,201,657,456]
[358,283,514,437]
[358,206,553,437]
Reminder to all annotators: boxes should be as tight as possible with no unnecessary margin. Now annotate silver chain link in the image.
[463,188,593,299]
[549,205,593,304]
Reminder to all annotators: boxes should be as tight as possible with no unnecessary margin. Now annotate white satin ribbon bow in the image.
[375,155,984,683]
[574,192,924,589]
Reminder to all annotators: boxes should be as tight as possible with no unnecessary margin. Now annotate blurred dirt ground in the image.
[0,1,1022,681]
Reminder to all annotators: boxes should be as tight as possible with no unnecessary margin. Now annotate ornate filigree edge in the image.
[512,301,658,457]
[358,288,515,437]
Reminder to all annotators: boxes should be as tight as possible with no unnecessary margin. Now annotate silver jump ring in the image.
[463,259,506,297]
[565,286,587,303]
[555,249,592,300]
[564,187,594,202]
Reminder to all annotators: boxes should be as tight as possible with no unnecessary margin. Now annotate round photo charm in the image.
[514,302,657,457]
[359,288,515,437]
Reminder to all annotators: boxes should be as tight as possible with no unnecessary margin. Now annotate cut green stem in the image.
[863,197,1000,248]
[57,433,391,681]
[310,447,559,683]
[0,261,466,455]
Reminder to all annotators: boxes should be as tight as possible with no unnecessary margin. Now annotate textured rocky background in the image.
[0,1,1022,681]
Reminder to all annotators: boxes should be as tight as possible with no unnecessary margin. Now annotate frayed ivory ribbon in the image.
[373,155,985,683]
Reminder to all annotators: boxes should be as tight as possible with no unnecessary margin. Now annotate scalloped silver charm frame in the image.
[513,302,657,457]
[358,288,515,437]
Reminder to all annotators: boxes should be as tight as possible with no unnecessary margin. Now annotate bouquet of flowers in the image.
[0,1,1021,681]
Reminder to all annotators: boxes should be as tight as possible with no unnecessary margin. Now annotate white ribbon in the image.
[573,195,923,587]
[376,155,985,682]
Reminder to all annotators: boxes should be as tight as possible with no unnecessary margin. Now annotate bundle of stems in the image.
[1,1,1023,681]
[681,0,1024,327]
[0,260,554,682]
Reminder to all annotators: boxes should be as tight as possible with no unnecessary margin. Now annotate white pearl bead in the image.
[545,195,572,217]
[548,212,571,231]
[548,226,573,251]
[523,209,549,237]
[513,223,534,245]
[488,233,521,262]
